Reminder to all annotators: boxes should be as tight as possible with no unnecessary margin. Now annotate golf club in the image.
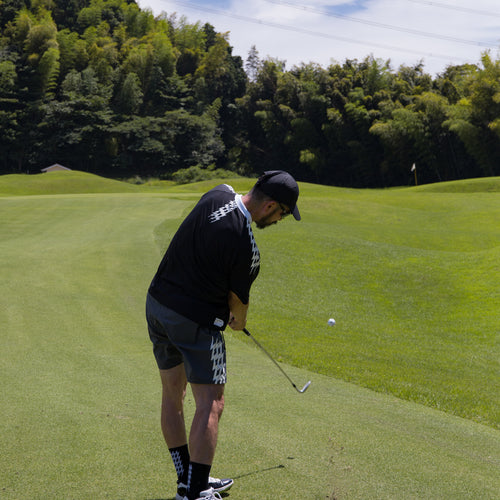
[243,328,311,393]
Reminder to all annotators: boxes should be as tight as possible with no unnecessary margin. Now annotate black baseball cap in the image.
[255,170,301,221]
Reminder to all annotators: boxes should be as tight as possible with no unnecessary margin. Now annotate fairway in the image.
[0,172,499,499]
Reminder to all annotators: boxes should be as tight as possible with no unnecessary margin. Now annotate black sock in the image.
[187,462,212,499]
[169,444,190,485]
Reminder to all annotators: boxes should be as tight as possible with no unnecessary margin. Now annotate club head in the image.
[298,380,311,393]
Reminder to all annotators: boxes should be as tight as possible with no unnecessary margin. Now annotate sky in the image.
[136,0,500,76]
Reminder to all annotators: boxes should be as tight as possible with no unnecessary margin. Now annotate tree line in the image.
[1,0,499,186]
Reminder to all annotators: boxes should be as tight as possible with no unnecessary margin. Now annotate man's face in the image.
[254,202,291,229]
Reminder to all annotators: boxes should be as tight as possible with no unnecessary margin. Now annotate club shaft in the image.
[242,328,308,392]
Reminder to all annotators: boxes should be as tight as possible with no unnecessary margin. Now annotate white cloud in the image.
[137,0,500,75]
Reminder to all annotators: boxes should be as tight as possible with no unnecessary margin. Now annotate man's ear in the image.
[263,200,278,214]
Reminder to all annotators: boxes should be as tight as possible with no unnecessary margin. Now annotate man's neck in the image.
[241,193,254,218]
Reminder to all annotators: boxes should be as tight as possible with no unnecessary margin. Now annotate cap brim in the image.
[292,205,301,221]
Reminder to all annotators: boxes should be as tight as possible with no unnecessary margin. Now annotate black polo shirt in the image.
[149,184,260,330]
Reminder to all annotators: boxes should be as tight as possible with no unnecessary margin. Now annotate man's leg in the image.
[160,365,188,447]
[160,365,190,489]
[186,383,225,499]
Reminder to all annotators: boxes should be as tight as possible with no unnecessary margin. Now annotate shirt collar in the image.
[235,194,252,223]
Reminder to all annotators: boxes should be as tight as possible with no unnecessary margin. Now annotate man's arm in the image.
[227,290,249,330]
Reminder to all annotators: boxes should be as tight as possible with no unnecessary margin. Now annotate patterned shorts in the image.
[146,293,227,384]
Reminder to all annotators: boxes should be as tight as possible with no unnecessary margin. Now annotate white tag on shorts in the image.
[214,317,224,328]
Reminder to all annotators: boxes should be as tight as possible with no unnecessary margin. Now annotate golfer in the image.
[146,171,300,500]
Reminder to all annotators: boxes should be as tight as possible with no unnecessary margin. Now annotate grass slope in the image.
[0,171,142,196]
[0,173,499,498]
[251,181,500,428]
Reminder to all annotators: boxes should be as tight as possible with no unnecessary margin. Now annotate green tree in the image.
[122,2,154,38]
[342,87,384,186]
[23,11,58,58]
[250,57,285,101]
[371,106,431,184]
[1,0,499,184]
[122,41,153,89]
[245,44,260,82]
[83,23,118,84]
[0,59,18,96]
[38,45,60,98]
[150,31,175,78]
[36,66,113,170]
[15,8,61,99]
[116,71,143,114]
[390,62,432,106]
[434,63,477,104]
[194,32,246,104]
[0,59,22,173]
[0,0,28,30]
[172,18,205,76]
[444,53,500,177]
[110,108,223,175]
[77,2,101,30]
[57,28,80,74]
[50,0,91,30]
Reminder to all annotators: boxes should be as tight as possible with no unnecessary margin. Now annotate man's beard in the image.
[255,216,278,229]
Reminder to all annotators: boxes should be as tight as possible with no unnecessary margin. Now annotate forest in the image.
[1,0,499,186]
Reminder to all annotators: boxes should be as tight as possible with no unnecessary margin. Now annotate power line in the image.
[264,0,497,48]
[165,0,469,63]
[405,0,500,18]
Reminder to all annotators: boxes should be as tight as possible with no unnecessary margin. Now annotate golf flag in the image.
[411,163,416,172]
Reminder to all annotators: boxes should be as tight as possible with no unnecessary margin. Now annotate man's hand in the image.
[227,291,249,331]
[228,314,246,331]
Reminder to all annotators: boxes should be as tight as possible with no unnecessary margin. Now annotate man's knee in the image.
[192,384,225,418]
[212,394,225,418]
[160,366,187,405]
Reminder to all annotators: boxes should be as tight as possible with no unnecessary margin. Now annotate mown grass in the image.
[0,170,144,196]
[148,175,500,428]
[250,182,500,428]
[0,172,499,499]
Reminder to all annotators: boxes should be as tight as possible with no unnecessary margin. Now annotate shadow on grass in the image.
[233,463,285,479]
[145,465,286,499]
[146,494,231,500]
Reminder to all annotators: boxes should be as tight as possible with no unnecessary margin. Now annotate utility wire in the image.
[166,0,468,62]
[264,0,497,48]
[405,0,500,18]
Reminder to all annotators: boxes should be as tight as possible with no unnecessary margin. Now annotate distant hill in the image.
[0,171,141,196]
[414,176,500,193]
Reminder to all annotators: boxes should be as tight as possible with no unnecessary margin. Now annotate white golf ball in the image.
[328,318,336,326]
